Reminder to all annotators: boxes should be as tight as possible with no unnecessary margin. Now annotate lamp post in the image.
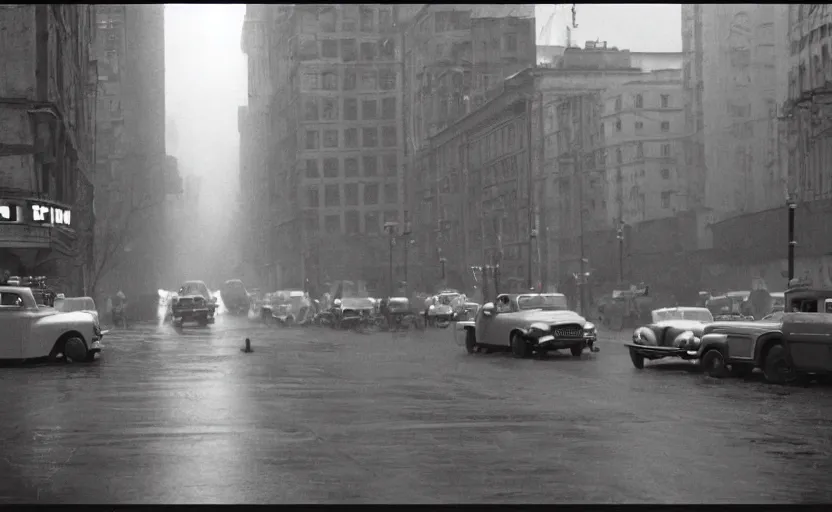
[616,221,624,283]
[402,217,412,289]
[383,221,399,298]
[787,198,796,285]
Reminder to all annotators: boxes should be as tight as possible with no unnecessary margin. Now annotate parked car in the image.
[426,290,464,328]
[457,293,597,358]
[261,290,311,326]
[626,307,715,370]
[0,285,103,362]
[332,296,377,330]
[696,286,832,384]
[170,280,217,327]
[220,279,250,316]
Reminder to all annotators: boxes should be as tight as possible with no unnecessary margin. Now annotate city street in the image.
[1,317,831,504]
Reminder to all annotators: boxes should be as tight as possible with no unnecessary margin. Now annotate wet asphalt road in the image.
[1,316,832,504]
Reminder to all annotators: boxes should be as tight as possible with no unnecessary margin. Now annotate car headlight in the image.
[673,330,696,348]
[583,322,597,336]
[687,336,702,350]
[529,322,549,335]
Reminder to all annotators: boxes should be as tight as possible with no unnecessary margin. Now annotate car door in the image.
[475,306,500,346]
[0,292,29,358]
[782,309,832,372]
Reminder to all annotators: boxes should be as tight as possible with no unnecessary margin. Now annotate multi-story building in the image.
[600,69,685,226]
[402,5,536,292]
[0,5,97,295]
[93,4,168,299]
[681,5,707,213]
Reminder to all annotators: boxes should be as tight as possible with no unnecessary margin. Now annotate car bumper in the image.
[89,340,103,353]
[625,343,700,359]
[535,336,591,350]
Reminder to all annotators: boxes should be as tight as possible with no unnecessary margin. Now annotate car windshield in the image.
[761,311,785,322]
[181,282,209,297]
[518,294,568,310]
[653,309,713,323]
[437,294,458,305]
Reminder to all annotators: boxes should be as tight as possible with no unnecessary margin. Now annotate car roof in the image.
[785,288,832,300]
[653,307,710,314]
[0,286,32,295]
[183,280,207,286]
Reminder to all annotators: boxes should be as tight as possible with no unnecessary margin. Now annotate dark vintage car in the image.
[626,307,715,370]
[696,286,832,384]
[332,297,376,329]
[170,280,217,327]
[457,293,598,358]
[220,279,250,316]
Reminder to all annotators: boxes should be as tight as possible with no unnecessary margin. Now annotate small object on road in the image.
[591,345,600,353]
[241,338,253,353]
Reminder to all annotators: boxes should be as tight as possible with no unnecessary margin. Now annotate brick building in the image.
[0,5,97,295]
[92,5,169,300]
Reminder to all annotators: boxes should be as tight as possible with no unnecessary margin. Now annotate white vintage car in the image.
[0,286,103,362]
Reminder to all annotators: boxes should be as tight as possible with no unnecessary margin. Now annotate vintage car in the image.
[0,285,103,362]
[426,290,465,328]
[457,292,597,358]
[170,280,218,327]
[453,301,480,322]
[695,286,832,384]
[770,292,785,313]
[262,290,313,326]
[332,297,376,329]
[220,279,251,316]
[626,307,715,369]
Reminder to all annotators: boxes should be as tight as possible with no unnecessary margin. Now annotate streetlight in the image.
[402,215,413,288]
[616,221,624,283]
[787,197,796,285]
[383,221,399,298]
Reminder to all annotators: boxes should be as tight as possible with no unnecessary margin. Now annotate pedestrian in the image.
[0,269,10,285]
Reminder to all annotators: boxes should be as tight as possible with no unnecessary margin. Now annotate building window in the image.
[661,143,671,157]
[599,149,607,165]
[361,70,377,90]
[615,97,622,111]
[635,121,643,130]
[384,183,398,204]
[636,142,644,158]
[323,129,339,148]
[363,155,378,176]
[360,6,374,32]
[600,123,605,136]
[379,38,395,60]
[321,39,338,58]
[304,98,318,120]
[616,147,623,164]
[323,157,339,178]
[363,127,378,147]
[345,128,358,148]
[341,39,357,62]
[379,69,396,90]
[383,210,399,224]
[322,98,338,120]
[305,215,319,233]
[383,154,397,176]
[660,168,670,179]
[365,211,380,233]
[305,130,319,150]
[635,94,643,108]
[661,94,670,108]
[360,41,376,61]
[322,71,338,91]
[345,184,359,206]
[379,9,393,31]
[364,183,379,204]
[319,7,336,32]
[306,186,319,208]
[381,97,396,119]
[661,191,671,208]
[345,157,359,177]
[325,184,340,207]
[305,159,319,178]
[382,126,397,147]
[661,121,670,132]
[362,99,377,119]
[615,119,622,132]
[505,33,517,52]
[344,98,357,120]
[343,69,357,90]
[325,214,340,233]
[303,71,319,90]
[345,211,360,234]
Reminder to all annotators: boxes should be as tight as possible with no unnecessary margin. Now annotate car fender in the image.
[698,332,728,358]
[752,331,785,365]
[633,326,658,346]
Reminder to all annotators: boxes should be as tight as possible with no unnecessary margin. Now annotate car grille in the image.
[553,324,583,338]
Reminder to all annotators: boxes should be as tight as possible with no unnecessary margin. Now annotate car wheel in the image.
[701,349,728,378]
[510,333,530,359]
[730,363,754,379]
[63,337,88,363]
[570,345,584,357]
[629,348,645,369]
[763,344,798,385]
[465,329,476,354]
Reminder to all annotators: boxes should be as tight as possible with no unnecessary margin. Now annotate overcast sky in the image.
[163,3,682,197]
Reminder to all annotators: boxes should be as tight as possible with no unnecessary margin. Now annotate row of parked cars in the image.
[627,285,832,385]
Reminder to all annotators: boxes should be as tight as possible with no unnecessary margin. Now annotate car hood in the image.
[708,320,781,332]
[36,310,95,326]
[654,319,708,333]
[512,309,588,326]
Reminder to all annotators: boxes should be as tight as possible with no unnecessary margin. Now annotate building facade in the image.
[93,4,169,299]
[0,5,97,295]
[681,4,707,215]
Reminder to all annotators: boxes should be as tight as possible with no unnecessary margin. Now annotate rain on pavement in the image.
[1,316,832,504]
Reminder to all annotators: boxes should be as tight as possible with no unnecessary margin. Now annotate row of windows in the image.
[299,37,397,62]
[301,68,397,92]
[304,96,396,122]
[600,142,674,166]
[468,120,524,169]
[305,209,400,235]
[304,126,398,150]
[309,5,394,35]
[610,93,672,112]
[304,154,398,179]
[604,119,672,134]
[306,182,399,208]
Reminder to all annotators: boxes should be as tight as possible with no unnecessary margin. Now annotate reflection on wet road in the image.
[1,317,832,503]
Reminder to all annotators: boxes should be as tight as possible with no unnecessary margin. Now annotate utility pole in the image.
[527,92,535,291]
[788,198,796,285]
[616,221,624,282]
[576,94,587,316]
